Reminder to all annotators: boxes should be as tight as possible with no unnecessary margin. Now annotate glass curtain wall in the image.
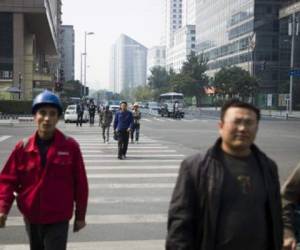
[0,13,13,80]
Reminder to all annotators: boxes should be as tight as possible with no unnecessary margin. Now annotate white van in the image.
[64,104,89,123]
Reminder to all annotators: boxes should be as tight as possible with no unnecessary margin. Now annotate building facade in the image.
[278,0,300,110]
[195,0,281,102]
[183,0,196,25]
[166,25,196,72]
[0,0,62,100]
[147,46,166,76]
[109,34,147,93]
[60,25,75,82]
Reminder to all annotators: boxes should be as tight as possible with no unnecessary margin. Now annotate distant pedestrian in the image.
[76,101,84,127]
[113,101,133,160]
[100,105,113,143]
[88,100,96,126]
[131,103,141,143]
[0,90,88,250]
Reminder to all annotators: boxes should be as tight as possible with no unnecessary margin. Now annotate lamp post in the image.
[84,31,94,96]
[80,52,85,97]
[288,13,299,114]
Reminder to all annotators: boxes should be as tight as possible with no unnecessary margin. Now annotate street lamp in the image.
[288,13,299,113]
[84,31,94,96]
[80,52,86,97]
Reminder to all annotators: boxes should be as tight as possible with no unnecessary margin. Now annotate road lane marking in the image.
[85,166,178,170]
[83,154,185,158]
[89,183,174,189]
[85,159,181,163]
[87,173,178,178]
[0,136,11,142]
[82,150,176,153]
[0,240,165,250]
[5,214,167,226]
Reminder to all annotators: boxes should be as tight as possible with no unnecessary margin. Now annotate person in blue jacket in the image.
[113,101,133,159]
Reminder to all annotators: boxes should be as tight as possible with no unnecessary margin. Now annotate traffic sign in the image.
[289,69,300,76]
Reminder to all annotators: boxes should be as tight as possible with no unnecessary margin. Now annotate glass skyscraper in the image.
[196,0,281,105]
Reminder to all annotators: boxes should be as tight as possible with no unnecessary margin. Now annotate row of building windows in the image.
[207,52,251,70]
[205,36,250,60]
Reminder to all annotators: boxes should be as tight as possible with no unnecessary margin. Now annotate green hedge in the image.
[0,100,32,114]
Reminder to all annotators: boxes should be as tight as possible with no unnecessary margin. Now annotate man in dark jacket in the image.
[281,161,300,250]
[113,101,133,159]
[76,101,84,127]
[100,105,113,143]
[166,99,282,250]
[88,100,96,126]
[0,90,88,250]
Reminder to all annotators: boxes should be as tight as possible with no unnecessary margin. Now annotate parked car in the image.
[64,104,89,123]
[109,104,120,114]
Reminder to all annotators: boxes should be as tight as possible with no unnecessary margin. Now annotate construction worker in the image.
[100,105,113,143]
[131,102,141,143]
[0,90,89,250]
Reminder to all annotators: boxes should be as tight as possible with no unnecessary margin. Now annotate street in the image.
[0,114,300,249]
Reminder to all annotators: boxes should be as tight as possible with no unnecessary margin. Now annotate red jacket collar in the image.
[24,129,65,153]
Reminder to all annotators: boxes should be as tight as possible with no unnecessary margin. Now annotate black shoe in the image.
[122,154,126,159]
[118,156,123,160]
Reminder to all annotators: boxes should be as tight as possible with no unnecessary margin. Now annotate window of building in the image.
[0,13,13,78]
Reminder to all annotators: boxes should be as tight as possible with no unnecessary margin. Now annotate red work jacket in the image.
[0,129,88,224]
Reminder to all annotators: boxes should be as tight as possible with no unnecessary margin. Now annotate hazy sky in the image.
[62,0,164,90]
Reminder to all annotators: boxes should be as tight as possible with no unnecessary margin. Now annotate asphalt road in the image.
[0,114,299,249]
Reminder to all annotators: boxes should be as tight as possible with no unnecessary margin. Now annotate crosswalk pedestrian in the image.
[0,125,185,249]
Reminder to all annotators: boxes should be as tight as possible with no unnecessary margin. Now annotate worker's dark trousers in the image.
[118,130,129,157]
[25,221,69,250]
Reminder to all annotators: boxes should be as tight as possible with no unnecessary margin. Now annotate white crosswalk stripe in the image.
[0,135,11,142]
[1,129,184,249]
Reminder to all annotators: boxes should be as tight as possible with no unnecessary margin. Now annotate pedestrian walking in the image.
[131,103,141,143]
[0,90,89,250]
[113,101,133,160]
[166,99,282,250]
[76,101,84,127]
[282,161,300,250]
[88,99,96,126]
[100,105,113,143]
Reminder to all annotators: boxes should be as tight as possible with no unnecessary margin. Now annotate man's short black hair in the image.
[220,99,260,121]
[120,101,127,105]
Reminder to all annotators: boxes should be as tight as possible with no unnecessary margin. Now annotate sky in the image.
[62,0,164,91]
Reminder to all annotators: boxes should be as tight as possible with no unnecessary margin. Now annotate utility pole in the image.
[288,13,299,114]
[18,72,22,100]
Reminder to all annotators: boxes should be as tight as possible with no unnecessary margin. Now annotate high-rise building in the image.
[147,46,166,76]
[60,25,75,82]
[182,0,196,25]
[278,1,300,109]
[109,34,148,93]
[164,0,196,72]
[164,0,183,48]
[0,0,62,100]
[166,25,196,72]
[195,0,281,99]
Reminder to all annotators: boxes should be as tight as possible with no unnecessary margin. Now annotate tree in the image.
[214,66,259,101]
[147,66,171,99]
[175,52,209,106]
[133,85,153,101]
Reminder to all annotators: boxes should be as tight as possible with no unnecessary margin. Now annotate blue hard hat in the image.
[32,90,63,115]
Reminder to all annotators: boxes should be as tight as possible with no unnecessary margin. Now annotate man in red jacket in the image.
[0,90,89,250]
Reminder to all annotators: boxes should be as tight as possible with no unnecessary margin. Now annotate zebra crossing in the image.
[0,125,185,249]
